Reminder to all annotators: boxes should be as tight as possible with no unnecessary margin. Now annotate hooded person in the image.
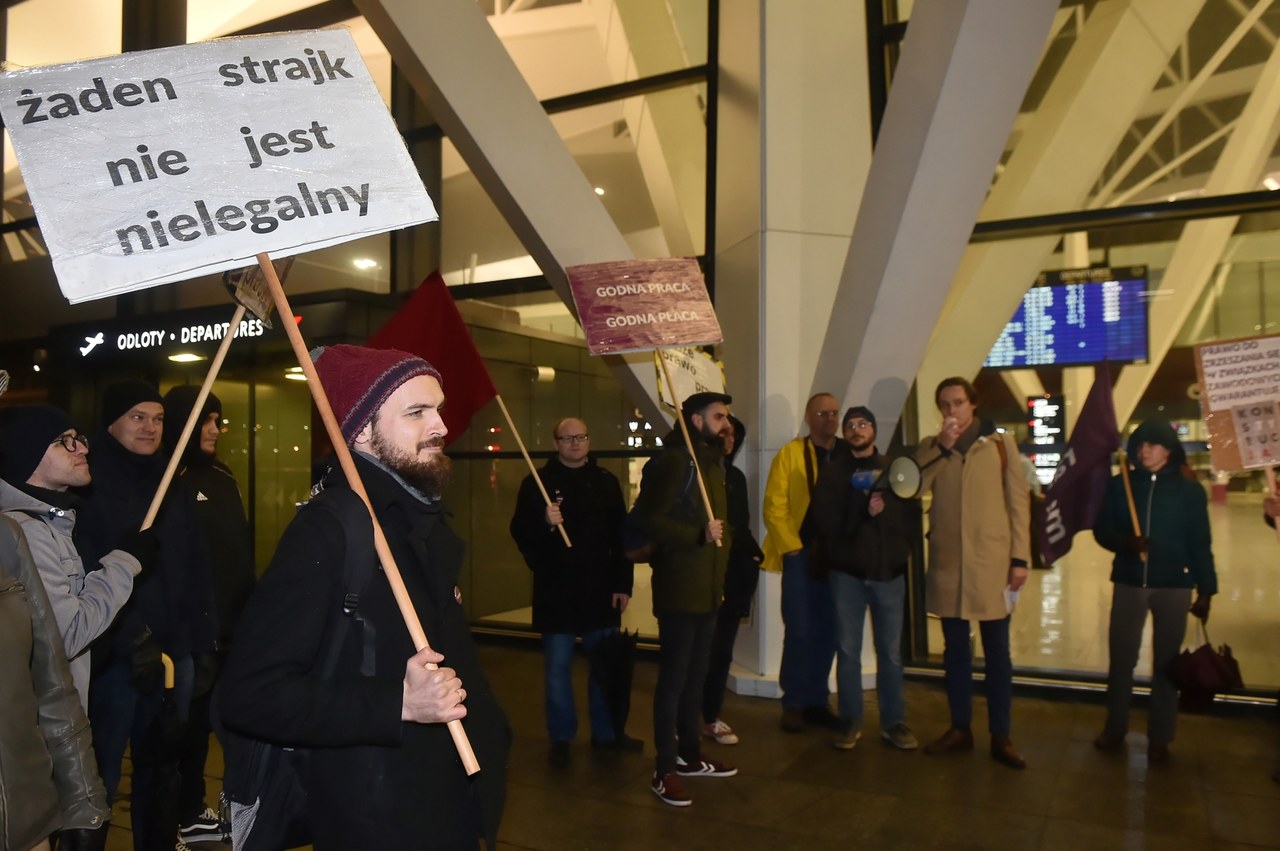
[1092,419,1216,763]
[218,345,510,850]
[161,385,256,844]
[0,404,148,710]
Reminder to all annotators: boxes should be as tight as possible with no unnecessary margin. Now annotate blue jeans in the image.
[830,572,906,729]
[940,616,1012,737]
[542,628,616,743]
[779,550,836,709]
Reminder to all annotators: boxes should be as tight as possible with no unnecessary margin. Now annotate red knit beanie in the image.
[311,345,442,445]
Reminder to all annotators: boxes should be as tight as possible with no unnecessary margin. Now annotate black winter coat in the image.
[509,456,631,633]
[218,454,511,849]
[723,463,762,613]
[75,431,216,661]
[810,449,912,582]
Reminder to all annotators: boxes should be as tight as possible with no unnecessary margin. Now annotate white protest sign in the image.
[656,347,725,408]
[0,29,436,303]
[1194,334,1280,471]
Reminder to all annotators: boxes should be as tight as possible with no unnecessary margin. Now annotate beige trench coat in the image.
[916,429,1030,620]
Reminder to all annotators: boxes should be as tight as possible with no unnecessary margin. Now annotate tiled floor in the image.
[104,639,1279,850]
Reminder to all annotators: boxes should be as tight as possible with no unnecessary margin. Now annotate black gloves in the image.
[129,627,164,694]
[1190,594,1212,623]
[116,528,157,579]
[1119,535,1149,557]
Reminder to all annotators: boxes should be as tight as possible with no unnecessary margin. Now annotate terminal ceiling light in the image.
[284,366,307,381]
[593,186,605,196]
[1264,176,1280,191]
[168,352,205,363]
[353,258,379,270]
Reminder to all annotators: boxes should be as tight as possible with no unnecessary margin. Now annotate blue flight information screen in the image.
[984,267,1148,368]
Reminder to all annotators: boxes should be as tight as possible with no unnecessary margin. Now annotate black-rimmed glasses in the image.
[556,434,590,444]
[53,433,89,452]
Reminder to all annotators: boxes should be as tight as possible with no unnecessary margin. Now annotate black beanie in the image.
[0,405,77,484]
[162,385,222,455]
[843,405,877,433]
[101,380,163,428]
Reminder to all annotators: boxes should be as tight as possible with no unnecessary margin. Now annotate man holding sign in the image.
[218,345,509,848]
[634,392,737,807]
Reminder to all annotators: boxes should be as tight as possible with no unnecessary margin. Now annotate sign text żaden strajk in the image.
[0,29,437,303]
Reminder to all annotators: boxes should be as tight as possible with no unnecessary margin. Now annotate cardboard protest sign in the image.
[1194,333,1280,471]
[656,347,725,408]
[565,258,723,355]
[0,29,436,303]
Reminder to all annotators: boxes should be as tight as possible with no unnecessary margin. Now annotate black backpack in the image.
[621,451,697,562]
[215,487,378,851]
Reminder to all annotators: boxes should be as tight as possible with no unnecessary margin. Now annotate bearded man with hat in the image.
[218,345,510,849]
[0,404,151,710]
[633,390,737,807]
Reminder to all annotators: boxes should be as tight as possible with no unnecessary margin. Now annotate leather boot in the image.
[923,727,974,755]
[990,735,1027,769]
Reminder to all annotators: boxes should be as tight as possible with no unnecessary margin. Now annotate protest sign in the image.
[565,258,723,355]
[0,28,436,303]
[1194,333,1280,471]
[656,347,725,408]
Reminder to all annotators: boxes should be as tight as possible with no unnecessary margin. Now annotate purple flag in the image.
[1038,369,1120,565]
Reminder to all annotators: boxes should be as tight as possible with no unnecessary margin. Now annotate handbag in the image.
[1168,619,1243,713]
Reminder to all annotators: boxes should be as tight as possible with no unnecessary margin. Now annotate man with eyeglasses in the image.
[0,404,152,710]
[809,406,917,752]
[510,417,637,767]
[762,392,843,733]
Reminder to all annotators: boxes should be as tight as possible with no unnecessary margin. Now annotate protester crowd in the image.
[0,357,1248,848]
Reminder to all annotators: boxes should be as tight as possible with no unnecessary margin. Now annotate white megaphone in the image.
[849,456,922,500]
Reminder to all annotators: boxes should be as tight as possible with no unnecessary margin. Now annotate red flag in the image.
[368,271,498,445]
[1037,367,1120,565]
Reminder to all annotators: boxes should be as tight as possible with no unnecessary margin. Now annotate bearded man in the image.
[218,345,510,849]
[634,392,737,807]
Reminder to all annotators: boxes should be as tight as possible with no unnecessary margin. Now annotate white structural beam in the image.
[353,0,664,419]
[810,0,1060,440]
[1113,35,1280,425]
[904,0,1204,441]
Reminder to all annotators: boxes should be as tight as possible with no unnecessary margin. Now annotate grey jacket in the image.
[0,478,138,708]
[0,515,109,850]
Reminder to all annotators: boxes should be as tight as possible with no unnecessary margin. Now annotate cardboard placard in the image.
[1193,333,1280,471]
[656,347,725,408]
[0,29,436,303]
[565,258,723,355]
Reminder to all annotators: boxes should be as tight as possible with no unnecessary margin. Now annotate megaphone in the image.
[850,456,922,500]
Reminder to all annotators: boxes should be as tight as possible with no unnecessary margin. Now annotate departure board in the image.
[984,267,1148,369]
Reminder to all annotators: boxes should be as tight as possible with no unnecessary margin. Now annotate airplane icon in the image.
[80,332,105,357]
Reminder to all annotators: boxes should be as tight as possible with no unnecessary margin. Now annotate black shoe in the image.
[592,735,644,752]
[780,707,805,733]
[803,706,842,730]
[548,740,571,767]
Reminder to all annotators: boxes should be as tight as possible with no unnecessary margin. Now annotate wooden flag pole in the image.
[493,395,571,547]
[654,351,721,547]
[255,253,480,775]
[141,303,246,531]
[1117,449,1147,564]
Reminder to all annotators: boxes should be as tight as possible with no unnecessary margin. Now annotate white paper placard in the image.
[0,29,437,303]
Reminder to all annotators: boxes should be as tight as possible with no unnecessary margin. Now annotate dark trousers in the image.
[1102,584,1191,746]
[778,550,836,709]
[702,598,745,724]
[654,611,716,776]
[940,616,1013,737]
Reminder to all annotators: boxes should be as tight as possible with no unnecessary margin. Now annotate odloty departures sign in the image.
[0,29,436,304]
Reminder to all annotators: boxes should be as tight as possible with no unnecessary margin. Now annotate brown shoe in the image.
[990,736,1026,769]
[923,727,974,756]
[1093,731,1125,752]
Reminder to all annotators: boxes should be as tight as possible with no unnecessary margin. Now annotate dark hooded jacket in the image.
[1093,420,1217,594]
[809,444,912,583]
[509,455,631,633]
[162,387,255,646]
[723,416,762,613]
